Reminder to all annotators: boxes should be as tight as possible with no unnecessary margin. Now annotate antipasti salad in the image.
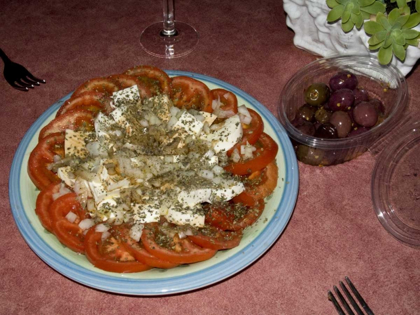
[28,65,279,273]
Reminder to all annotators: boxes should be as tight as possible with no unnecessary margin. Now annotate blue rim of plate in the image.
[9,70,299,295]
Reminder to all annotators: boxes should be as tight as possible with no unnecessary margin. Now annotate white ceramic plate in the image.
[9,70,299,295]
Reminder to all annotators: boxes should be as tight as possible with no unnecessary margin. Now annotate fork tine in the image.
[25,71,45,84]
[346,277,375,315]
[328,290,346,315]
[334,285,355,315]
[340,281,364,315]
[8,80,29,91]
[16,78,34,89]
[21,75,40,86]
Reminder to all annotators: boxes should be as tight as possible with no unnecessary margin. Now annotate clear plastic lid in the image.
[371,118,420,248]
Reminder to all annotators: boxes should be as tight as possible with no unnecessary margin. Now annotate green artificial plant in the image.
[326,0,386,32]
[364,0,420,64]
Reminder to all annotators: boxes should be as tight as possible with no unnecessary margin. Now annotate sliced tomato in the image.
[141,223,217,264]
[224,133,278,175]
[50,193,88,253]
[56,91,110,117]
[72,77,120,98]
[28,133,65,190]
[211,89,238,115]
[205,200,265,231]
[227,108,264,156]
[232,161,279,207]
[84,226,151,273]
[188,228,242,250]
[171,76,213,112]
[109,74,152,99]
[35,182,62,232]
[111,224,178,269]
[125,65,172,96]
[39,109,95,140]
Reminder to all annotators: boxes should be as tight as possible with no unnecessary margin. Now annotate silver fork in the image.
[328,276,374,315]
[0,48,46,91]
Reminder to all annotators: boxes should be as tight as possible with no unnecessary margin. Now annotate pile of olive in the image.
[292,71,385,139]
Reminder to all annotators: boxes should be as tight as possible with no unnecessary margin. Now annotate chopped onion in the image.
[212,176,222,184]
[215,109,235,119]
[78,218,95,231]
[87,199,95,211]
[101,231,111,241]
[53,155,62,163]
[52,184,72,200]
[231,148,241,163]
[108,178,130,191]
[212,165,224,175]
[65,211,77,223]
[139,119,149,127]
[203,122,210,134]
[198,170,214,180]
[170,106,180,117]
[194,113,205,122]
[241,143,257,160]
[223,93,230,99]
[129,224,144,242]
[167,115,178,130]
[178,231,186,239]
[95,223,109,233]
[238,105,252,125]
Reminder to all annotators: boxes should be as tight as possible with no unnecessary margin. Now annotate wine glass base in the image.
[140,22,199,59]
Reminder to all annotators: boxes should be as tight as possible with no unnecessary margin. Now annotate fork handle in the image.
[0,48,11,63]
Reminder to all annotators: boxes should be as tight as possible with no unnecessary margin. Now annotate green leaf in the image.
[402,13,420,29]
[369,41,385,50]
[393,43,406,61]
[368,30,387,45]
[352,12,364,29]
[388,7,402,25]
[362,11,371,20]
[402,29,420,39]
[396,0,407,8]
[361,2,386,14]
[342,10,351,23]
[327,5,345,22]
[395,14,410,27]
[326,0,340,9]
[359,0,375,6]
[342,19,355,32]
[378,45,393,64]
[352,5,361,15]
[416,0,420,13]
[364,21,385,34]
[384,36,394,47]
[375,30,388,41]
[393,32,406,45]
[406,37,420,46]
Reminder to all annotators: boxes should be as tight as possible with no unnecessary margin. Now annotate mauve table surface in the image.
[1,0,419,314]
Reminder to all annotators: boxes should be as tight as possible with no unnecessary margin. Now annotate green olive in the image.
[304,83,330,106]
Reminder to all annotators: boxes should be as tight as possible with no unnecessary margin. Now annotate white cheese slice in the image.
[200,114,243,153]
[95,112,115,139]
[110,107,132,135]
[200,111,218,126]
[177,188,212,208]
[173,111,204,135]
[111,85,140,108]
[211,180,245,202]
[57,166,75,188]
[64,129,90,158]
[165,206,205,227]
[132,202,161,223]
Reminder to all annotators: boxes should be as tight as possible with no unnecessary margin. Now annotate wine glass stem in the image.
[162,0,177,36]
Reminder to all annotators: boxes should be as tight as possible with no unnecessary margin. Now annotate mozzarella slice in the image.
[64,129,91,158]
[173,111,204,135]
[178,188,212,208]
[57,166,75,188]
[165,206,205,227]
[111,85,140,108]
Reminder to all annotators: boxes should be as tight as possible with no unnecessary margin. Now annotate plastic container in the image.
[371,119,420,248]
[278,55,408,166]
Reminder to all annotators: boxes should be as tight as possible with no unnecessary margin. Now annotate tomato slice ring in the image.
[125,65,172,96]
[56,91,110,117]
[112,225,178,269]
[72,77,121,98]
[171,76,213,112]
[84,227,151,273]
[28,133,65,190]
[232,161,279,207]
[227,108,264,156]
[141,223,217,264]
[205,200,265,231]
[35,182,62,232]
[224,133,278,175]
[39,109,95,140]
[188,228,242,250]
[211,89,238,116]
[109,74,152,99]
[50,193,87,253]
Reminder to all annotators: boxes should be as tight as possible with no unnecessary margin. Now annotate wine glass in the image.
[140,0,199,59]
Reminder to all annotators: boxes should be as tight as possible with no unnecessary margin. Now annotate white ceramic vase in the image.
[283,0,420,76]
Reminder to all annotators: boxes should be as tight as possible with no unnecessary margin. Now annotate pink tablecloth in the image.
[1,0,419,314]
